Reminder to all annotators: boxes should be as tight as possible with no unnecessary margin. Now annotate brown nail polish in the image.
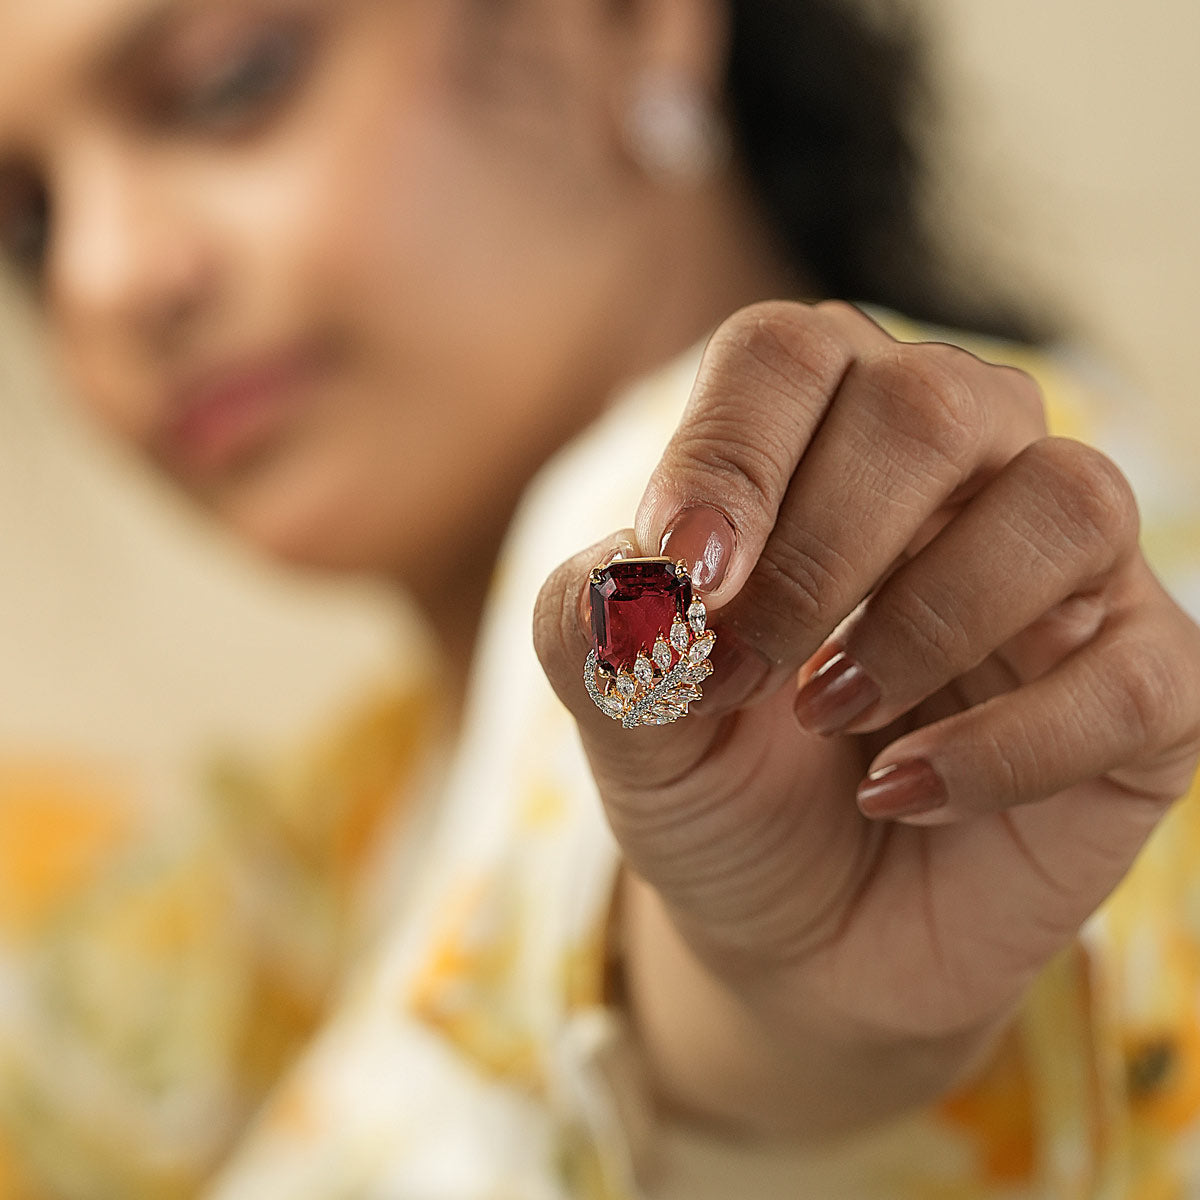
[857,760,948,821]
[660,507,735,594]
[793,651,881,735]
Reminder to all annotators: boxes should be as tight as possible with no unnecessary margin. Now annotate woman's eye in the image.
[168,23,310,132]
[0,175,49,279]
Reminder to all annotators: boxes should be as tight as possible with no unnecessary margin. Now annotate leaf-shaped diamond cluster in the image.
[584,597,715,728]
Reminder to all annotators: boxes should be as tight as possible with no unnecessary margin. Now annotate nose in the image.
[50,140,213,348]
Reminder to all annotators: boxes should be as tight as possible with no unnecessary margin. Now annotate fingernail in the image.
[702,628,773,711]
[857,760,948,821]
[793,651,881,735]
[660,507,735,594]
[601,533,640,566]
[582,533,640,627]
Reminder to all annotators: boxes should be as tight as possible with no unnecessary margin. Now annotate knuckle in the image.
[811,298,883,337]
[994,364,1048,431]
[1099,634,1184,752]
[1028,438,1141,554]
[708,300,850,402]
[980,725,1027,808]
[750,529,849,638]
[880,583,970,676]
[666,412,793,520]
[860,344,983,474]
[812,298,863,323]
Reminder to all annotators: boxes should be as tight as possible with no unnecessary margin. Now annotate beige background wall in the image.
[927,0,1200,467]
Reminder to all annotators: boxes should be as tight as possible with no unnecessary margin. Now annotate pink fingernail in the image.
[857,760,948,821]
[660,507,735,594]
[793,651,880,735]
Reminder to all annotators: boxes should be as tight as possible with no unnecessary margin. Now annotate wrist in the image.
[622,870,1014,1141]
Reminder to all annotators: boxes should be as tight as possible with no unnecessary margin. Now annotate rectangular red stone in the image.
[589,557,691,674]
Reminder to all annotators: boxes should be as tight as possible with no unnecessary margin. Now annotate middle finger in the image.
[722,340,1046,687]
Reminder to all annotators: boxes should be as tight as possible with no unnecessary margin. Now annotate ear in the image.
[605,0,732,183]
[612,0,731,94]
[450,0,727,116]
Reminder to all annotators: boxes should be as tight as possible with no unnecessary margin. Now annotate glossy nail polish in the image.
[793,651,881,735]
[857,760,948,821]
[660,506,735,593]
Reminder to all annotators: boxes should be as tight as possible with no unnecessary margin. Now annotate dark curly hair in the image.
[726,0,1046,341]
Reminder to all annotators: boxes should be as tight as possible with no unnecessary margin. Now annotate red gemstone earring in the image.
[585,556,715,727]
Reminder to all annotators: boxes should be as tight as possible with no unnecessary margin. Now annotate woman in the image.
[0,0,1198,1195]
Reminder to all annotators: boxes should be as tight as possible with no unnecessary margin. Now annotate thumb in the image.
[535,531,860,967]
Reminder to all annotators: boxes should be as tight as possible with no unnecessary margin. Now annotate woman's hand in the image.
[533,301,1200,1139]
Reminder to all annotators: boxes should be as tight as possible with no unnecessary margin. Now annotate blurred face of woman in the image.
[0,0,660,581]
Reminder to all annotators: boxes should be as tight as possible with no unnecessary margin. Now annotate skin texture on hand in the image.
[534,300,1200,1139]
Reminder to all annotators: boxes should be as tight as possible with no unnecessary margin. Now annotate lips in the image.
[155,342,324,478]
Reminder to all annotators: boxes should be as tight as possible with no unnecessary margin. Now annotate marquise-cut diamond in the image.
[652,637,673,672]
[670,616,690,653]
[634,653,654,687]
[688,631,716,663]
[616,674,636,699]
[687,598,707,635]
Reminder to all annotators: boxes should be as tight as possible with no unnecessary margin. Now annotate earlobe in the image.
[616,0,731,91]
[620,69,729,183]
[613,0,731,183]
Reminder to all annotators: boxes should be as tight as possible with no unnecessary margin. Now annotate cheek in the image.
[289,30,622,401]
[240,44,489,395]
[194,15,631,570]
[53,332,148,444]
[274,110,547,456]
[195,133,524,569]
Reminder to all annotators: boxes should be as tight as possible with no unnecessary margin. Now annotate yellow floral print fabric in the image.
[1,318,1198,1198]
[0,690,436,1199]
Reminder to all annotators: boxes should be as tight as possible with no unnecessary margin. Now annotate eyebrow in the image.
[94,0,194,85]
[0,0,198,169]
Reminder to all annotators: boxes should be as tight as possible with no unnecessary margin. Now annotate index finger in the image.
[635,300,893,608]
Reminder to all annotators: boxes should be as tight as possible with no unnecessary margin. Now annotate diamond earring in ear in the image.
[622,73,730,184]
